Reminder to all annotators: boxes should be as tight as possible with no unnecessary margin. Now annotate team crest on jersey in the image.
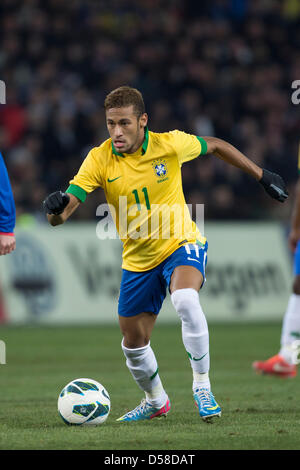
[152,159,168,181]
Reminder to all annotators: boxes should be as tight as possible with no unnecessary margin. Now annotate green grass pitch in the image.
[0,322,300,450]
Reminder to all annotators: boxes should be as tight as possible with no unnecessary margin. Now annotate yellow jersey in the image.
[66,128,207,271]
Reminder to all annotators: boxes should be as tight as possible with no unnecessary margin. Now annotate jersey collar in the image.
[112,126,149,157]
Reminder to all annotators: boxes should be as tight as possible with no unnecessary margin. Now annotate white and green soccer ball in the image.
[58,378,110,425]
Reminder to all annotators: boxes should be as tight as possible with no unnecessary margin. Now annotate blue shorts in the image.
[118,242,208,317]
[294,240,300,276]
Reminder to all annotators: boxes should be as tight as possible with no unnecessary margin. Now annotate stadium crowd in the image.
[0,0,299,223]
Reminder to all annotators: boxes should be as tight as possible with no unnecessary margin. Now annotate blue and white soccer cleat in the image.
[116,397,171,422]
[193,388,221,421]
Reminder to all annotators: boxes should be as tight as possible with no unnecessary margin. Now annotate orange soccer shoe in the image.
[252,354,297,378]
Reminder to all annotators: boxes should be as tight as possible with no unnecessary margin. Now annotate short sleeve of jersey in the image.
[66,148,104,202]
[169,130,208,166]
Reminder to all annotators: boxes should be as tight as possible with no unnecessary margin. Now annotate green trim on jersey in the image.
[112,126,149,157]
[142,126,149,154]
[66,184,87,203]
[196,136,208,155]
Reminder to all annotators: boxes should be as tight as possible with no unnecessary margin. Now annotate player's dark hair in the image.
[104,86,145,117]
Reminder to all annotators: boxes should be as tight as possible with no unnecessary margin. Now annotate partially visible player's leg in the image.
[166,243,221,421]
[253,241,300,377]
[279,275,300,366]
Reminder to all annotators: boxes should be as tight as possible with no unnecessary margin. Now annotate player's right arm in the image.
[170,130,288,203]
[44,191,80,226]
[43,146,104,226]
[203,136,288,203]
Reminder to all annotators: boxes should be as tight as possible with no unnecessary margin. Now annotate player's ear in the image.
[139,113,148,128]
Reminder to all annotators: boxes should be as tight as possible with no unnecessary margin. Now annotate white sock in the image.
[192,371,211,391]
[171,288,210,392]
[279,294,300,364]
[121,339,168,408]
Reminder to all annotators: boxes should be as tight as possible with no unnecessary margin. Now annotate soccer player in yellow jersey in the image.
[253,146,300,378]
[43,86,288,422]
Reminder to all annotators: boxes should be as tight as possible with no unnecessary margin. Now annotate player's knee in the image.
[171,288,201,327]
[119,312,155,348]
[293,276,300,295]
[121,333,150,349]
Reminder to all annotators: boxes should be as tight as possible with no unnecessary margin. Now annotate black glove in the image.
[43,191,70,215]
[259,169,289,203]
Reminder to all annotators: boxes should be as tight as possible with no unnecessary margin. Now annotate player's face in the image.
[106,106,148,154]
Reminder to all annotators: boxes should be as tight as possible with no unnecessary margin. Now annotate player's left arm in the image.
[203,136,289,203]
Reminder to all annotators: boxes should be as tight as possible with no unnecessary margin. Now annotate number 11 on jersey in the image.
[132,187,151,210]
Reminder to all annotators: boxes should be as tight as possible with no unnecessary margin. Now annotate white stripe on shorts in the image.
[184,244,191,255]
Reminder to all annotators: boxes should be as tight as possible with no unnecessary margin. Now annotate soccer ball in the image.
[58,378,110,425]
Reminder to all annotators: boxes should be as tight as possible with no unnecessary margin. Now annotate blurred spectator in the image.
[0,0,299,223]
